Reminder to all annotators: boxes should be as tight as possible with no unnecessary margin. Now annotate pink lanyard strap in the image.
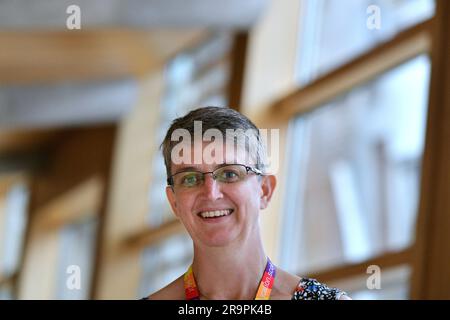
[184,257,276,300]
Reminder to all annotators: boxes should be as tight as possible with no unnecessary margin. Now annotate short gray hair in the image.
[160,106,267,179]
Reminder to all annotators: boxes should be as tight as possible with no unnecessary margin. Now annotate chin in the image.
[200,232,238,247]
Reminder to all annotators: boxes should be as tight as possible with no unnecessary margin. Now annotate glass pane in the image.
[0,284,13,300]
[296,0,435,86]
[54,217,97,300]
[280,55,431,275]
[328,265,411,299]
[0,182,29,276]
[139,233,193,298]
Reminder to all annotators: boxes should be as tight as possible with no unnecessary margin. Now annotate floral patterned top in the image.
[292,278,347,300]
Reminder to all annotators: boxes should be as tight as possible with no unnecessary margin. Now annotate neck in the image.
[191,235,268,300]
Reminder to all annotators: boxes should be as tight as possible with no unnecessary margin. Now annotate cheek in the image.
[229,182,262,210]
[174,193,195,215]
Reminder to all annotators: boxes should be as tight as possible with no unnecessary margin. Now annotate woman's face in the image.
[165,141,276,247]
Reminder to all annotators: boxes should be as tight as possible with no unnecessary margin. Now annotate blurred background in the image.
[0,0,449,300]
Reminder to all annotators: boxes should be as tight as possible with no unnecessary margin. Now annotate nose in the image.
[200,173,223,200]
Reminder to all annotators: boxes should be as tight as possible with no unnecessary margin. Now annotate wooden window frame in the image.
[270,19,432,121]
[410,0,450,300]
[266,20,433,297]
[270,1,449,300]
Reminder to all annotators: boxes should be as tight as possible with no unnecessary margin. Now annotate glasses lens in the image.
[214,165,247,183]
[174,172,203,188]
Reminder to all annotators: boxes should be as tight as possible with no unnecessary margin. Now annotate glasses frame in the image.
[167,164,263,188]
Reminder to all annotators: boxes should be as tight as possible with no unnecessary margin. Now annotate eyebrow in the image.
[173,166,199,173]
[172,163,237,175]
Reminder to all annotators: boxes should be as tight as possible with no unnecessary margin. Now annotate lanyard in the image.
[184,257,276,300]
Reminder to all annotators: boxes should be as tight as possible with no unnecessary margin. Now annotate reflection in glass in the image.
[0,284,13,300]
[296,0,435,86]
[329,265,411,299]
[0,183,29,277]
[280,55,430,278]
[139,233,193,297]
[54,217,97,300]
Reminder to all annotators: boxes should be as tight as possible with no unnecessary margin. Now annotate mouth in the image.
[197,209,234,220]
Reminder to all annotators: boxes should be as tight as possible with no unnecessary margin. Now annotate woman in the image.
[144,107,349,300]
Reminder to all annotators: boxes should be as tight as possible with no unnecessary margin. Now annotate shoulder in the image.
[270,267,302,299]
[292,277,350,300]
[142,275,185,300]
[272,268,350,300]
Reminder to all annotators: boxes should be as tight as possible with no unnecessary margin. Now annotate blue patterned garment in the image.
[292,278,347,300]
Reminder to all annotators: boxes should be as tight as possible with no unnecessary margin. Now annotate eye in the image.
[215,167,242,183]
[223,171,238,179]
[180,173,200,187]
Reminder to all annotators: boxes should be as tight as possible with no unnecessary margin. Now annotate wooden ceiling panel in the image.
[0,129,63,155]
[0,29,208,84]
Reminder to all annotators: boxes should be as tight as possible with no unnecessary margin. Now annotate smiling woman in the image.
[142,106,349,300]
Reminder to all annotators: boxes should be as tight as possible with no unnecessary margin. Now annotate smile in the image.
[197,209,234,219]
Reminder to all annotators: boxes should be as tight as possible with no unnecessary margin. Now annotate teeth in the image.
[200,209,232,219]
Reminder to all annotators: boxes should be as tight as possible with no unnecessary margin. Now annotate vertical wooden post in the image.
[241,0,301,262]
[228,32,249,112]
[94,72,164,299]
[411,0,450,299]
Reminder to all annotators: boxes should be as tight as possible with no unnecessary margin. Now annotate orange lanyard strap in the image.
[184,265,201,300]
[184,257,276,300]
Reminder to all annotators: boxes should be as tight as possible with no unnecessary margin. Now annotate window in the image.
[139,233,192,298]
[280,55,430,277]
[0,182,28,276]
[0,178,29,299]
[54,217,98,299]
[329,265,411,299]
[274,0,437,299]
[0,282,13,300]
[16,174,103,299]
[296,0,435,85]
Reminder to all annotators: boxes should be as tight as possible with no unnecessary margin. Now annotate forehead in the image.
[171,139,255,172]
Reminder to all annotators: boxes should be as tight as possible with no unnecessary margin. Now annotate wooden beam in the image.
[94,72,165,299]
[0,272,16,287]
[126,219,185,249]
[411,0,450,300]
[241,0,301,117]
[0,29,208,84]
[228,32,249,112]
[240,0,302,264]
[17,220,60,299]
[0,151,47,174]
[271,19,432,120]
[0,129,62,155]
[306,248,412,284]
[0,173,28,194]
[0,271,18,296]
[33,175,103,229]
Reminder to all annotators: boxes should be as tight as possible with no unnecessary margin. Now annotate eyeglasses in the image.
[167,164,262,189]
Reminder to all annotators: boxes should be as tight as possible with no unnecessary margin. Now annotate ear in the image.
[165,186,179,218]
[260,175,277,210]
